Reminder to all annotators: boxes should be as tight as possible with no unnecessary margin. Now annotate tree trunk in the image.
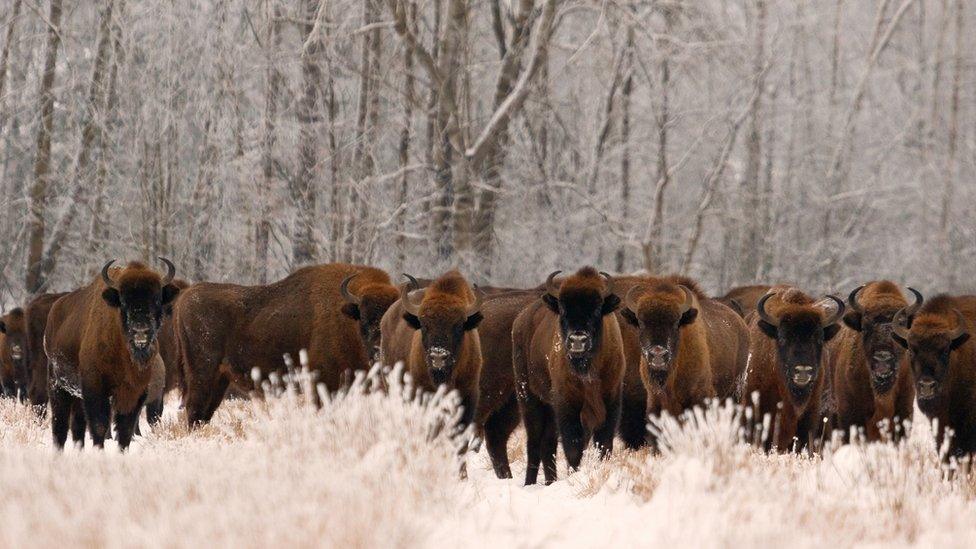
[738,0,766,284]
[395,4,417,272]
[293,0,322,265]
[615,23,635,274]
[642,6,674,274]
[0,0,23,136]
[256,0,282,283]
[25,0,64,294]
[940,0,963,288]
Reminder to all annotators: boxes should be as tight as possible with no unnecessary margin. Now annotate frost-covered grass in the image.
[2,378,975,548]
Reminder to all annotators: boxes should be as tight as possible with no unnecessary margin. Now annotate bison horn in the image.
[624,286,643,313]
[905,287,923,316]
[545,271,562,299]
[948,309,968,341]
[678,285,694,315]
[101,260,118,289]
[158,256,176,286]
[847,285,865,314]
[756,292,779,328]
[820,295,846,328]
[340,274,361,305]
[466,285,484,318]
[599,271,615,299]
[892,307,912,340]
[400,273,423,316]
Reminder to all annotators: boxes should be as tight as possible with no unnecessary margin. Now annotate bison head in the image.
[101,258,181,365]
[892,297,970,412]
[845,284,922,394]
[401,273,482,385]
[542,268,620,377]
[340,274,399,365]
[0,308,28,395]
[620,283,697,386]
[757,291,844,406]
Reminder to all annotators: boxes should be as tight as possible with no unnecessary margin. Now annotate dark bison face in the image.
[621,285,697,386]
[845,287,922,394]
[757,293,844,406]
[893,308,969,413]
[100,258,181,365]
[340,275,399,365]
[0,309,28,392]
[401,276,483,385]
[542,270,620,378]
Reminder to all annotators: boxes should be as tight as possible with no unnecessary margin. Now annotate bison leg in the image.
[50,386,74,450]
[484,394,519,479]
[82,384,112,449]
[593,396,621,459]
[557,405,588,472]
[200,375,230,423]
[114,393,147,451]
[618,395,647,450]
[70,399,87,447]
[145,398,164,428]
[522,393,557,486]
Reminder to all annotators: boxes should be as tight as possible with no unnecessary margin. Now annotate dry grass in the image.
[3,380,976,547]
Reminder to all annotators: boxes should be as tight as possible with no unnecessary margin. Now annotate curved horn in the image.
[624,286,643,313]
[678,285,694,315]
[340,274,361,305]
[465,285,484,317]
[599,271,615,299]
[847,285,865,314]
[400,274,422,316]
[820,295,846,328]
[892,307,911,340]
[101,260,118,289]
[545,271,562,299]
[948,309,968,340]
[157,257,176,286]
[904,287,924,316]
[756,292,779,328]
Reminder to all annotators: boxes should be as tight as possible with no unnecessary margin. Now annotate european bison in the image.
[891,294,976,458]
[828,282,918,442]
[512,267,625,485]
[380,270,483,431]
[741,287,844,453]
[717,284,773,317]
[0,308,27,401]
[620,276,749,446]
[45,259,182,449]
[174,263,398,426]
[24,292,67,411]
[145,278,191,426]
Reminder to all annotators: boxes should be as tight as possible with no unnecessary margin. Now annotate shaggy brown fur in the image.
[512,267,625,485]
[893,294,976,457]
[717,284,774,317]
[24,292,67,410]
[145,278,191,425]
[741,286,844,453]
[828,281,914,442]
[621,275,749,446]
[45,261,181,449]
[174,264,398,426]
[380,270,483,430]
[0,308,27,400]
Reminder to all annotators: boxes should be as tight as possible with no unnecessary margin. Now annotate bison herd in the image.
[1,259,974,484]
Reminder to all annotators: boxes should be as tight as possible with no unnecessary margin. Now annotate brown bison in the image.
[473,289,539,479]
[145,278,191,425]
[0,308,28,401]
[174,263,398,426]
[741,287,845,452]
[45,259,182,449]
[620,276,749,445]
[24,292,68,411]
[512,268,625,485]
[380,271,483,431]
[891,294,976,458]
[828,282,918,442]
[717,284,773,317]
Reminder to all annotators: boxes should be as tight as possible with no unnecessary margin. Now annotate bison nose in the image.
[792,365,814,387]
[567,332,589,353]
[131,324,152,347]
[428,347,450,369]
[917,377,938,399]
[645,345,671,369]
[10,345,22,359]
[873,350,894,363]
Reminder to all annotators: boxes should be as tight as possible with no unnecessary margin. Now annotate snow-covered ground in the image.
[1,371,974,548]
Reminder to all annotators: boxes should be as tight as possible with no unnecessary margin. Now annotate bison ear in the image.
[842,311,862,332]
[727,299,744,318]
[341,303,361,320]
[951,332,970,351]
[679,308,699,326]
[102,288,121,308]
[620,308,638,327]
[758,319,778,340]
[403,312,421,330]
[161,284,181,306]
[823,323,841,342]
[601,294,621,316]
[542,293,560,314]
[463,311,483,331]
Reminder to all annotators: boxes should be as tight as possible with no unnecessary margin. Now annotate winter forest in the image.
[0,0,972,299]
